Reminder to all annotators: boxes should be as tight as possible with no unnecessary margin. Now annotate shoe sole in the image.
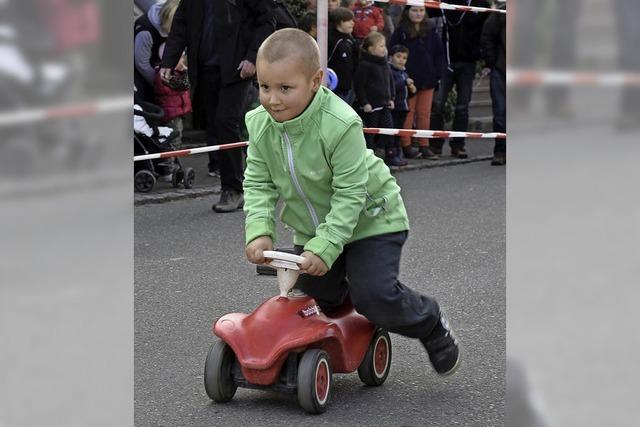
[213,201,244,213]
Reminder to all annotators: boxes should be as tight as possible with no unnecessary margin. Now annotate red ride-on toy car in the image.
[204,251,392,414]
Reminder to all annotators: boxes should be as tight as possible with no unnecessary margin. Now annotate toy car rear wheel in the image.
[204,340,237,402]
[183,168,195,189]
[357,329,392,386]
[134,170,156,193]
[297,349,332,414]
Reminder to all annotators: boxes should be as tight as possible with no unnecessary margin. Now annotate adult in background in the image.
[134,0,180,104]
[428,0,490,159]
[160,0,275,213]
[481,2,506,166]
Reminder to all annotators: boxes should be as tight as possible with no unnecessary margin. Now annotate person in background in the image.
[389,6,444,160]
[354,32,406,166]
[159,0,275,213]
[428,0,490,159]
[328,7,359,105]
[299,11,317,38]
[328,0,340,12]
[352,0,384,42]
[134,0,181,104]
[480,2,506,166]
[388,44,418,160]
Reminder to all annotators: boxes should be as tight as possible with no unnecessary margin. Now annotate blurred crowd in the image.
[133,0,508,207]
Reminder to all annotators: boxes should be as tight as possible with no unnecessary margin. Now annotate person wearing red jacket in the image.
[352,0,384,41]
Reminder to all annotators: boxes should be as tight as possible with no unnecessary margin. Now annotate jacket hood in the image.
[147,3,168,37]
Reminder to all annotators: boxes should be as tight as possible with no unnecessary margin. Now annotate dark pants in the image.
[391,110,408,153]
[361,108,394,150]
[199,65,249,193]
[490,69,506,156]
[430,61,476,151]
[294,231,441,339]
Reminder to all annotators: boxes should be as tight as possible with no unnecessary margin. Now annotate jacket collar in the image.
[362,52,387,65]
[267,86,328,136]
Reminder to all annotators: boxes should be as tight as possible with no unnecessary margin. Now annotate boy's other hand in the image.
[245,236,274,265]
[388,100,394,109]
[363,104,373,113]
[299,251,328,276]
[406,78,414,85]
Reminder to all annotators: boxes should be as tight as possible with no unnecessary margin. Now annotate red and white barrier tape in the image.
[135,127,504,161]
[508,69,640,87]
[134,141,249,161]
[376,0,506,14]
[0,95,131,128]
[364,128,506,139]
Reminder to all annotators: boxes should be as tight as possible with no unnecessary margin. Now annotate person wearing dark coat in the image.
[354,32,407,167]
[159,0,275,213]
[481,3,506,166]
[428,0,490,158]
[328,7,359,105]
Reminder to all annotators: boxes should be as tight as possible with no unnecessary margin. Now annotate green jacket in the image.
[244,86,410,268]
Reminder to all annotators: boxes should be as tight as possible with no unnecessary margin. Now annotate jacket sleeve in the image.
[388,66,395,102]
[244,0,276,65]
[480,13,499,68]
[134,31,156,85]
[243,138,280,245]
[432,30,445,80]
[353,63,369,107]
[160,0,188,69]
[303,120,369,268]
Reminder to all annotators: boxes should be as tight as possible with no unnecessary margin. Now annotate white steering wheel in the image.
[263,250,305,270]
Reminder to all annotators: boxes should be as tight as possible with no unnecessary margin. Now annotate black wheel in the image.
[171,169,183,188]
[357,329,392,386]
[183,168,195,189]
[204,340,237,402]
[134,170,156,193]
[297,349,332,414]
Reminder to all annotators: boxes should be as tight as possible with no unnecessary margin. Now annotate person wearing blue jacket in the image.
[389,6,444,160]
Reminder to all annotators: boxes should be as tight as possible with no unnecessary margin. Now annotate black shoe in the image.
[212,190,244,213]
[451,147,468,159]
[491,156,506,166]
[419,146,440,160]
[421,313,460,376]
[402,145,422,159]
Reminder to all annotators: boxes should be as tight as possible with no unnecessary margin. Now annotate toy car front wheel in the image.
[357,329,392,386]
[297,349,332,414]
[204,340,237,402]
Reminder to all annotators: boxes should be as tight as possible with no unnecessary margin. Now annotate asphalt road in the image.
[134,162,505,426]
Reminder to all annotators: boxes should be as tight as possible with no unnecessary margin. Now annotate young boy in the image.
[328,7,359,105]
[388,44,419,159]
[243,28,460,376]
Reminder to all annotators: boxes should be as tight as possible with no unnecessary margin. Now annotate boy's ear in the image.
[312,69,324,92]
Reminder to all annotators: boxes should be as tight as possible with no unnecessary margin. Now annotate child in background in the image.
[328,7,359,105]
[390,6,444,160]
[354,32,406,166]
[244,28,460,378]
[340,0,356,8]
[299,11,317,39]
[352,0,384,41]
[328,0,340,12]
[388,44,418,159]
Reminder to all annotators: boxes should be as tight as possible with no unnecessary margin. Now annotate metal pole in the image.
[316,0,329,85]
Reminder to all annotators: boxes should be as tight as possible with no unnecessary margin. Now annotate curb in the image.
[134,155,493,206]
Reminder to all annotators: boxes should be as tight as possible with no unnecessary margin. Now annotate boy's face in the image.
[257,55,323,123]
[368,38,387,58]
[390,52,408,68]
[336,19,354,34]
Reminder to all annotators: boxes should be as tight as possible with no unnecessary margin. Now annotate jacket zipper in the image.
[282,132,320,228]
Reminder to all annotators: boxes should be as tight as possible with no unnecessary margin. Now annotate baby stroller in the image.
[134,101,195,193]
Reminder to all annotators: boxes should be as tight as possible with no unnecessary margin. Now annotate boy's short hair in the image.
[389,44,409,56]
[257,28,321,77]
[330,7,354,25]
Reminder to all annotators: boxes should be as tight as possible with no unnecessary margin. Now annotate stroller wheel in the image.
[134,170,156,193]
[171,169,183,188]
[183,168,195,189]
